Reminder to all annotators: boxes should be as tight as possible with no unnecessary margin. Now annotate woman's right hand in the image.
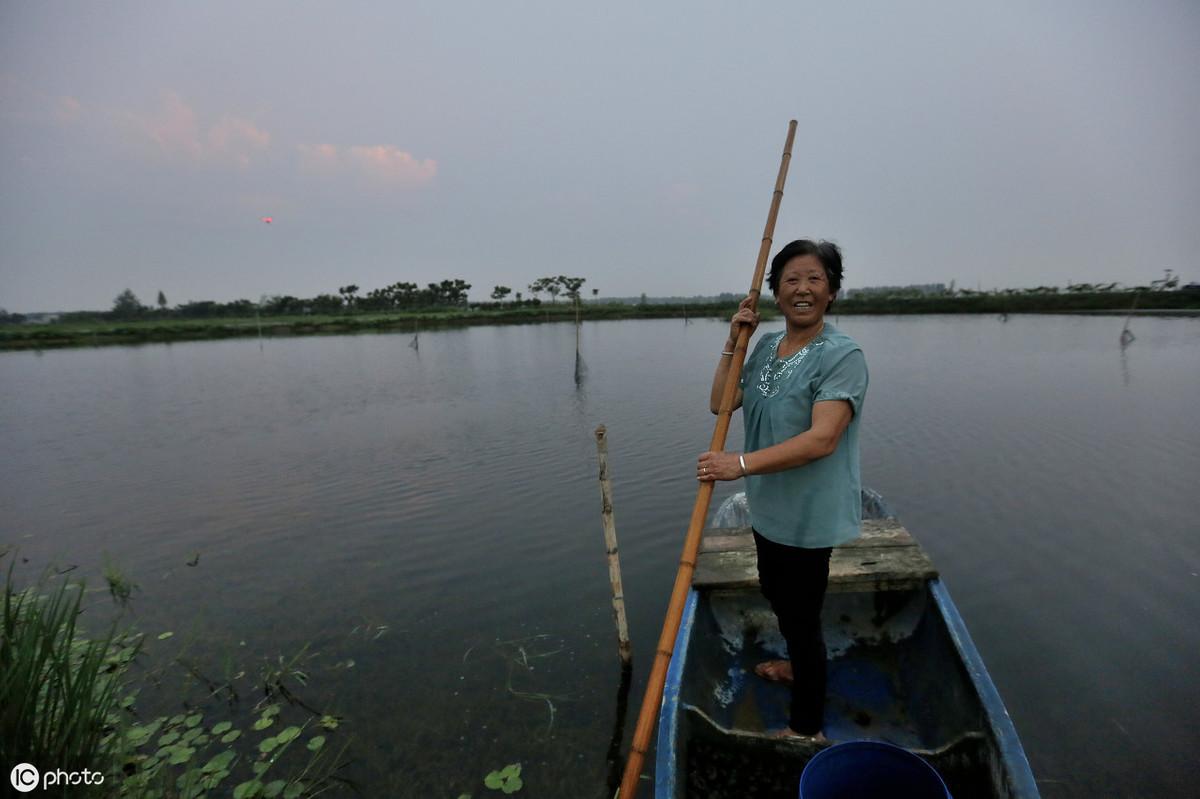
[727,296,760,345]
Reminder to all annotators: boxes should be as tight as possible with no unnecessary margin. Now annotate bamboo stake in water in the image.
[617,119,798,798]
[595,425,632,666]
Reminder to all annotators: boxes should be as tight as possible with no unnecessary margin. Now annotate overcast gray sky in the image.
[2,0,1197,311]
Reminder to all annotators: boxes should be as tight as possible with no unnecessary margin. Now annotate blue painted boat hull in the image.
[655,581,1039,798]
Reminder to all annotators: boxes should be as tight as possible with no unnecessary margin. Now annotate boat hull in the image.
[655,581,1039,798]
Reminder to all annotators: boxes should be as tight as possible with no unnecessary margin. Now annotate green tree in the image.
[0,307,27,324]
[491,286,512,301]
[528,278,553,303]
[338,285,359,310]
[310,293,344,314]
[156,290,168,310]
[111,289,145,318]
[556,276,586,308]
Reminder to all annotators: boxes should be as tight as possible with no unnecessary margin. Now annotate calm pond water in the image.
[2,314,1198,798]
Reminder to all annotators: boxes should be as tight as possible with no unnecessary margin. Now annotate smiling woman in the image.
[700,238,868,741]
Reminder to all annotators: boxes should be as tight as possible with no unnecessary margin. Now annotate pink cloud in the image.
[297,142,437,186]
[133,92,269,166]
[208,115,270,166]
[0,75,84,125]
[297,142,341,172]
[345,145,437,184]
[142,92,203,158]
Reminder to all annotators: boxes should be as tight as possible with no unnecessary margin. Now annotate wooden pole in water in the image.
[595,425,632,666]
[617,119,797,798]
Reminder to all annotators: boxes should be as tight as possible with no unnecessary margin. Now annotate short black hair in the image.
[767,239,843,297]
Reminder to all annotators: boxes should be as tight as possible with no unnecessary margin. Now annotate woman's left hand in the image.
[697,451,743,482]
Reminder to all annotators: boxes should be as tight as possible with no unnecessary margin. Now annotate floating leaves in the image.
[252,704,279,732]
[4,565,349,799]
[484,763,524,794]
[276,726,301,744]
[233,779,263,799]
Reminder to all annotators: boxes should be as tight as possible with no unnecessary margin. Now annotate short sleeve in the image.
[814,347,868,416]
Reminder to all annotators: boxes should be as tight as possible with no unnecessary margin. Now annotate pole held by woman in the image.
[616,119,798,798]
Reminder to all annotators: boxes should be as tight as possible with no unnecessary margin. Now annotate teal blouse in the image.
[739,323,868,548]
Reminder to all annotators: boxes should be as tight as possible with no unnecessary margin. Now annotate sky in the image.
[2,1,1198,312]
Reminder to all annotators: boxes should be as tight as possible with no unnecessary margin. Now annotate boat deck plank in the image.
[693,518,937,592]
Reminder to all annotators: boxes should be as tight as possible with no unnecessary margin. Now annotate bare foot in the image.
[754,659,794,683]
[772,727,829,745]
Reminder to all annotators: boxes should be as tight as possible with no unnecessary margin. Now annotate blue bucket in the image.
[799,740,950,799]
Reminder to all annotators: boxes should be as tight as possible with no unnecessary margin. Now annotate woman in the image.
[697,239,868,742]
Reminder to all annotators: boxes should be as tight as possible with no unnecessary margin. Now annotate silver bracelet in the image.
[739,454,748,476]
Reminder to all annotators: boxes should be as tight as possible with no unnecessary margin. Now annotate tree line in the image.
[89,275,590,320]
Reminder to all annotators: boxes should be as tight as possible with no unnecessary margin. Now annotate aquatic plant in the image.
[104,555,140,607]
[1,564,131,792]
[483,763,523,794]
[1,558,352,798]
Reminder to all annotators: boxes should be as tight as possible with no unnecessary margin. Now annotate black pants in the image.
[753,530,832,734]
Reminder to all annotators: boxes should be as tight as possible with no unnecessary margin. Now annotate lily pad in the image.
[276,726,301,744]
[167,745,196,766]
[484,764,523,794]
[221,729,242,743]
[212,721,233,735]
[233,779,263,799]
[202,750,237,774]
[306,736,326,752]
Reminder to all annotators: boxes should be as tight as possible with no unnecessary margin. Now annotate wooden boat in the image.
[654,517,1040,798]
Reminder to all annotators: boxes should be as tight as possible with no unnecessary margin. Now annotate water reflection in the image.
[604,663,633,797]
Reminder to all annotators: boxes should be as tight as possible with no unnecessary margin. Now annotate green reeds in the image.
[2,561,351,798]
[1,564,134,788]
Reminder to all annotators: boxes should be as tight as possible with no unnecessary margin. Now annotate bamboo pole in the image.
[595,425,633,665]
[617,119,798,798]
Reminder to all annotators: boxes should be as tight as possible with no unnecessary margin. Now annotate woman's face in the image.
[775,254,833,329]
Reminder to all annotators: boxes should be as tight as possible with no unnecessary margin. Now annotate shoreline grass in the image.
[2,293,1197,351]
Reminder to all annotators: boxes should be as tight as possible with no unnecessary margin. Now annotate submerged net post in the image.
[594,425,632,666]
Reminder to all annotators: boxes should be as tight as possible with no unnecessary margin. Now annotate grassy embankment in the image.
[2,291,1196,350]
